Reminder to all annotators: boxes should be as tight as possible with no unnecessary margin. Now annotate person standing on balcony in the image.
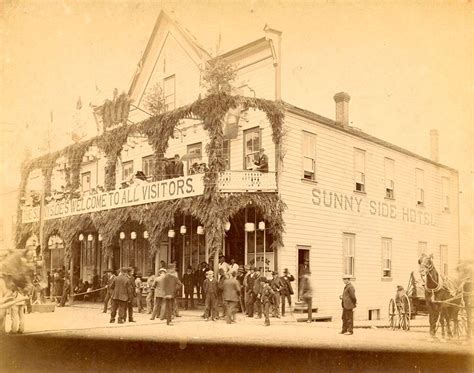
[254,148,268,173]
[173,154,184,178]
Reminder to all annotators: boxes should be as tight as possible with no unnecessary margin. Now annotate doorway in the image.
[297,246,310,294]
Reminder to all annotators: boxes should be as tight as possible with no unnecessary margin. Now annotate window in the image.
[381,238,392,278]
[222,139,231,170]
[384,158,395,199]
[343,233,355,277]
[81,172,91,193]
[163,75,176,111]
[418,241,427,258]
[142,156,155,179]
[416,168,424,206]
[244,128,260,170]
[187,143,202,173]
[354,149,366,192]
[122,161,134,181]
[440,245,448,276]
[303,131,317,180]
[442,177,450,212]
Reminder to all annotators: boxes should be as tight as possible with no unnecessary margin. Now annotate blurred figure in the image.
[223,271,240,324]
[145,270,155,314]
[299,270,313,323]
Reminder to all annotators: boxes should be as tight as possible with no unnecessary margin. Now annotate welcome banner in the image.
[22,175,204,224]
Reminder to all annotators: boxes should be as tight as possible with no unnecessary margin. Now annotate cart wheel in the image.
[388,298,397,330]
[454,307,468,339]
[400,294,411,331]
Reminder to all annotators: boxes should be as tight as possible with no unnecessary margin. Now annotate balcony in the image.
[217,171,277,192]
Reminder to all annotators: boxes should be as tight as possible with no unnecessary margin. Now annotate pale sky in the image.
[0,0,472,254]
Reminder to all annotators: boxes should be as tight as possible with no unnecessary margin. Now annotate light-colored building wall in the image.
[278,111,459,319]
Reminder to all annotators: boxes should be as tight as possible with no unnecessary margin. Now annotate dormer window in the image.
[354,148,366,193]
[384,158,395,199]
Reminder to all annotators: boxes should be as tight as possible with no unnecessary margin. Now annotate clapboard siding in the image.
[278,111,459,319]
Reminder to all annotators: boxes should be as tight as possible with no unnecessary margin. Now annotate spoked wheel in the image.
[399,294,411,331]
[388,298,397,330]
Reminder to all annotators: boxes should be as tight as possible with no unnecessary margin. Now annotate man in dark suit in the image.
[280,268,295,316]
[173,154,184,178]
[340,275,357,335]
[125,268,136,322]
[182,266,194,310]
[223,272,241,324]
[162,267,179,325]
[109,268,130,324]
[254,148,269,173]
[203,270,218,321]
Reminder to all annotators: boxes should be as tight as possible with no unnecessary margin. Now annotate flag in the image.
[76,96,82,110]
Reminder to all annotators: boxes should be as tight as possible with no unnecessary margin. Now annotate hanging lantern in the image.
[197,226,204,235]
[143,231,149,239]
[224,221,231,231]
[245,223,255,232]
[119,232,125,240]
[168,229,176,238]
[78,233,84,241]
[98,234,103,242]
[258,221,266,231]
[131,231,137,240]
[87,234,93,242]
[180,225,187,235]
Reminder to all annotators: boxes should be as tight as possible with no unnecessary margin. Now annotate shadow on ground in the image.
[1,334,471,372]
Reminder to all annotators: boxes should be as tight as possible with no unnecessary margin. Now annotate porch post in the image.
[244,207,247,265]
[69,254,74,305]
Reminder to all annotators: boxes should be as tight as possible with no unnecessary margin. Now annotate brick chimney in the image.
[430,129,439,162]
[334,92,351,126]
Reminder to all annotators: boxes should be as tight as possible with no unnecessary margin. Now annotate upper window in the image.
[222,139,231,170]
[187,143,203,173]
[81,172,91,193]
[244,128,260,170]
[381,238,392,278]
[384,158,395,199]
[142,156,154,180]
[440,245,448,276]
[415,168,424,206]
[354,148,366,192]
[442,177,450,212]
[163,75,176,111]
[122,161,134,181]
[343,233,355,277]
[418,241,427,258]
[303,131,317,181]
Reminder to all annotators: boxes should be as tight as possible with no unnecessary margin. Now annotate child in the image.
[259,278,276,326]
[203,271,218,321]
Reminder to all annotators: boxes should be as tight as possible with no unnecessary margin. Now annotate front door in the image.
[297,246,310,295]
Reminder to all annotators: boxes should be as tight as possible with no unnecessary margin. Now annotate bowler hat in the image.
[159,268,167,273]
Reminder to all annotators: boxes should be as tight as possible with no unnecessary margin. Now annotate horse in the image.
[0,249,35,334]
[418,254,461,339]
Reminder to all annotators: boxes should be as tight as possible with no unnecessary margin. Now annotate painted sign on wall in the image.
[22,175,204,224]
[311,188,437,227]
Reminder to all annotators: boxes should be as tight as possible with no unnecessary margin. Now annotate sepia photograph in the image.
[0,1,472,371]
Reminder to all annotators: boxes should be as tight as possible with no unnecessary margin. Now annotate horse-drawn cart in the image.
[388,271,426,331]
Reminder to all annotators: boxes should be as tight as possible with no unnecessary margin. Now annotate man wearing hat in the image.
[270,271,282,318]
[236,266,247,314]
[340,275,357,335]
[280,268,295,316]
[145,269,155,314]
[102,268,116,313]
[253,148,268,173]
[109,268,129,324]
[244,267,255,316]
[203,270,218,321]
[150,268,166,320]
[223,271,241,324]
[182,266,195,310]
[259,277,275,326]
[162,266,180,325]
[125,268,136,322]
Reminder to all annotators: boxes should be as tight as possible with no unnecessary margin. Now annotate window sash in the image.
[122,161,134,181]
[142,156,154,178]
[354,149,365,172]
[222,139,230,170]
[244,128,260,169]
[81,172,91,192]
[382,239,392,272]
[343,234,355,277]
[417,188,424,202]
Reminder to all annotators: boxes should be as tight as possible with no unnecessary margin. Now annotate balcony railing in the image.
[217,171,277,192]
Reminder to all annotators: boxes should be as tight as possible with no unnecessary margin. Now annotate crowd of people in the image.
[101,255,357,332]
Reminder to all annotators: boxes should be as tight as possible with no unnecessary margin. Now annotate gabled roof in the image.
[128,10,211,97]
[283,102,457,173]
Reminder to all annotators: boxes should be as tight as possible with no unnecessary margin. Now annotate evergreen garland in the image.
[16,93,286,264]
